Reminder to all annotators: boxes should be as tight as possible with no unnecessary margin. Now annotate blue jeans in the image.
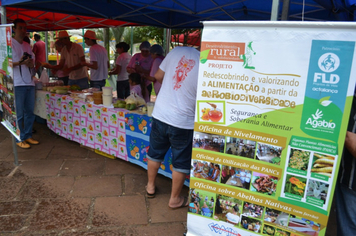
[147,117,193,174]
[14,86,35,142]
[336,183,356,235]
[90,80,106,91]
[69,77,89,89]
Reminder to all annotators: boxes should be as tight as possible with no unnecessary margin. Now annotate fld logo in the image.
[306,109,336,129]
[318,53,340,73]
[314,53,341,85]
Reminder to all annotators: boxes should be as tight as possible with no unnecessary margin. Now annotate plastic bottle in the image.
[150,82,156,102]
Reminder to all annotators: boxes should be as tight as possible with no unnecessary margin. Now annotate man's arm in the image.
[82,60,98,70]
[109,65,121,75]
[13,57,34,68]
[154,68,165,84]
[42,58,65,70]
[345,131,356,158]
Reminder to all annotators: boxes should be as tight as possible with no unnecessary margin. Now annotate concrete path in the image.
[0,122,337,236]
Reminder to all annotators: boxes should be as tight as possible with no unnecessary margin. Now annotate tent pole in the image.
[82,29,85,49]
[270,0,280,21]
[45,31,48,63]
[164,28,171,55]
[1,6,6,24]
[281,0,291,21]
[130,26,133,55]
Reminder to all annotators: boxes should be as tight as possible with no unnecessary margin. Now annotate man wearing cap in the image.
[81,30,108,91]
[43,31,89,89]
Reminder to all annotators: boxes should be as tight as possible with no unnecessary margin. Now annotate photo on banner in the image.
[186,21,356,236]
[0,24,19,139]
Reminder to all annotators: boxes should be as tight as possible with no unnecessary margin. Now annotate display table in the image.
[36,91,127,160]
[125,112,190,186]
[34,91,189,186]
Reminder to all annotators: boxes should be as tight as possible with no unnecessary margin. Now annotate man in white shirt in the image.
[145,47,200,209]
[81,30,108,91]
[12,18,39,149]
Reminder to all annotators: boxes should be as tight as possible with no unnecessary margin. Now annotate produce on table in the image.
[46,86,69,94]
[69,84,81,91]
[288,149,310,170]
[126,103,137,110]
[113,100,126,108]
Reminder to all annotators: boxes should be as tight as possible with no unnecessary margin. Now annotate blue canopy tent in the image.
[1,0,356,29]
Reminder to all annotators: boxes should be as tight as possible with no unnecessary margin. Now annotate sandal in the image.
[169,196,189,210]
[146,186,157,198]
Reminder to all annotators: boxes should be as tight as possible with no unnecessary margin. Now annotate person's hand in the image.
[23,58,34,68]
[135,64,143,73]
[41,62,52,69]
[127,67,135,73]
[80,61,87,67]
[345,131,356,158]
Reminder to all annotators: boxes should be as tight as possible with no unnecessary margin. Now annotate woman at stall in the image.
[108,42,132,99]
[126,41,153,95]
[143,44,165,97]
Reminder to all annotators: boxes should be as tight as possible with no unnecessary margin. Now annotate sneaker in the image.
[17,141,30,149]
[25,138,39,145]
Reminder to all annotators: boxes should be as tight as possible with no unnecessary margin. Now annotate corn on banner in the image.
[187,21,356,236]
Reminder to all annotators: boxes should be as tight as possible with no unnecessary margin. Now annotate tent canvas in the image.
[1,0,356,30]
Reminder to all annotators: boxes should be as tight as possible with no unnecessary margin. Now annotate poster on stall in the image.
[187,21,356,236]
[0,24,19,139]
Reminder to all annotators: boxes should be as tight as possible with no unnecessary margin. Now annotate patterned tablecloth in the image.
[42,91,127,160]
[35,91,190,185]
[125,112,190,186]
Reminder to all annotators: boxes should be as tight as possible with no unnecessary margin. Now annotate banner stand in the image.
[187,21,356,236]
[0,23,20,167]
[11,136,19,166]
[1,121,20,166]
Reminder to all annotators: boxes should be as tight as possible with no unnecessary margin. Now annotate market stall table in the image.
[34,90,190,186]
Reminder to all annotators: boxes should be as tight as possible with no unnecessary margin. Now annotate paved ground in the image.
[0,122,337,236]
